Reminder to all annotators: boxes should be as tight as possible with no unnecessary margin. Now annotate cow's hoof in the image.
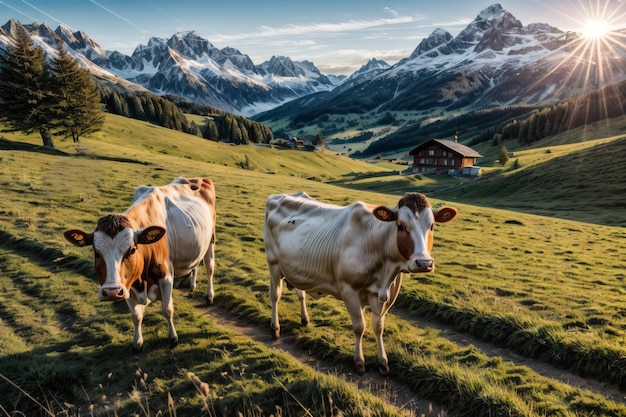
[271,327,280,340]
[301,318,309,326]
[169,337,179,349]
[355,364,365,376]
[207,296,214,306]
[131,345,143,355]
[378,364,390,376]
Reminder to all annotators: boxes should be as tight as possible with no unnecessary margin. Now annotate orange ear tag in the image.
[146,229,162,241]
[375,208,392,221]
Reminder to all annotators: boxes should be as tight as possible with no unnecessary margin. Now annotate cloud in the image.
[213,15,415,43]
[430,18,473,28]
[384,7,401,18]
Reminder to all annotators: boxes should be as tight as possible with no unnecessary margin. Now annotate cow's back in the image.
[129,177,216,278]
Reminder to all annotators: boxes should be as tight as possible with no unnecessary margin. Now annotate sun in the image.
[526,0,626,119]
[581,19,611,39]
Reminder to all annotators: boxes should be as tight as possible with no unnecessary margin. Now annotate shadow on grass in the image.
[0,137,69,155]
[0,137,150,166]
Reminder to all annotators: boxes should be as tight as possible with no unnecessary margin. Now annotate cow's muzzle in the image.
[412,258,434,273]
[99,286,129,301]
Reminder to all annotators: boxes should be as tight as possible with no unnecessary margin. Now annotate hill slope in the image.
[2,114,626,416]
[433,123,626,226]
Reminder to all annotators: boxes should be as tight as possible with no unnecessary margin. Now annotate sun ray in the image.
[520,0,626,135]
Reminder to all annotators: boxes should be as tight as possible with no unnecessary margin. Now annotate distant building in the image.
[407,138,483,174]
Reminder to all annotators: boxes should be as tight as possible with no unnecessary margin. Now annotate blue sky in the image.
[1,0,624,75]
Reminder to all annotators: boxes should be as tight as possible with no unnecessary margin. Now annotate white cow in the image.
[64,177,217,352]
[264,192,456,375]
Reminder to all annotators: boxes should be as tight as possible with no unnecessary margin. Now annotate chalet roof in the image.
[409,139,483,158]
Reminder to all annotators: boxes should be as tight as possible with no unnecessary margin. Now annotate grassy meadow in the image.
[1,113,626,416]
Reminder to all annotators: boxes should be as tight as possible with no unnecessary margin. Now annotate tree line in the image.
[501,80,626,145]
[99,88,274,144]
[98,86,200,136]
[172,98,274,144]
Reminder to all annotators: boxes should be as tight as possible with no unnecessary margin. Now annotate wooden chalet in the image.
[408,138,483,174]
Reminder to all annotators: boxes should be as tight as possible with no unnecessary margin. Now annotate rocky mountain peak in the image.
[351,58,390,77]
[264,55,301,77]
[54,25,107,58]
[452,3,523,49]
[1,18,21,37]
[167,30,214,59]
[410,28,453,58]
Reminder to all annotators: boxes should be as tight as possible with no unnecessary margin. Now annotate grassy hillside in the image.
[1,113,626,416]
[435,117,626,226]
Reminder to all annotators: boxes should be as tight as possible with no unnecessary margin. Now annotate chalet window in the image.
[419,158,425,164]
[450,160,455,166]
[428,149,435,156]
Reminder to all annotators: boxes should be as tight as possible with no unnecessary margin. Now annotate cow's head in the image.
[373,193,456,273]
[64,214,166,301]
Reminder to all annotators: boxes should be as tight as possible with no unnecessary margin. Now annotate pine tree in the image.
[48,36,104,143]
[203,119,219,141]
[314,132,325,151]
[498,145,510,166]
[0,23,55,148]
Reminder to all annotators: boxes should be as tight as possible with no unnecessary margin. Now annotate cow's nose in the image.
[415,259,434,271]
[100,286,127,300]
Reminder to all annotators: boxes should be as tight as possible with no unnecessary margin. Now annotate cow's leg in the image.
[343,291,367,375]
[188,267,197,295]
[204,237,216,304]
[127,298,145,353]
[159,275,178,348]
[295,288,310,326]
[369,273,402,375]
[269,262,283,339]
[370,303,389,376]
[371,273,402,375]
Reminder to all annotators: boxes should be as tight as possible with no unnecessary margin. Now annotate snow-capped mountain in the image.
[256,3,626,153]
[389,2,601,102]
[347,58,390,82]
[0,20,339,116]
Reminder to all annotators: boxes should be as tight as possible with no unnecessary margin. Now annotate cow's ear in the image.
[434,207,457,223]
[64,229,94,247]
[136,226,166,244]
[373,206,397,222]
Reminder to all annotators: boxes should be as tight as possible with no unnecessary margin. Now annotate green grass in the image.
[449,117,626,226]
[1,112,626,416]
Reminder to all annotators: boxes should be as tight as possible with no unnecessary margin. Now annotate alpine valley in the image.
[1,3,625,158]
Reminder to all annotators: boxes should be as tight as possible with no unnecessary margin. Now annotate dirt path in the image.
[207,306,451,416]
[207,305,626,416]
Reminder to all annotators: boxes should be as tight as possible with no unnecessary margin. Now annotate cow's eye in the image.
[94,251,102,259]
[397,223,405,232]
[430,223,434,231]
[126,247,137,257]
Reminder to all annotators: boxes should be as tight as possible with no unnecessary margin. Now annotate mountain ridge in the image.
[0,18,341,117]
[254,3,626,158]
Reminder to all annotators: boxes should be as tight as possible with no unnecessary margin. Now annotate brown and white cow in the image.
[264,192,456,375]
[64,177,216,352]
